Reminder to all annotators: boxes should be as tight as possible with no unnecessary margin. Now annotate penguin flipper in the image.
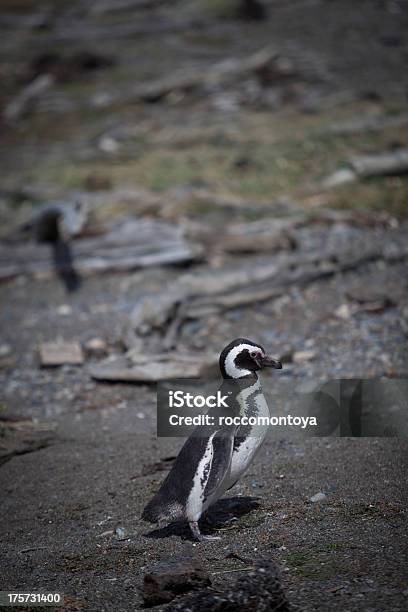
[227,479,239,491]
[202,429,234,506]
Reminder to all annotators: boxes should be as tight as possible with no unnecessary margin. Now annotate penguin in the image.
[18,198,88,292]
[142,338,282,541]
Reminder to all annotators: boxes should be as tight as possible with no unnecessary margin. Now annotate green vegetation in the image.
[26,103,407,219]
[285,545,346,580]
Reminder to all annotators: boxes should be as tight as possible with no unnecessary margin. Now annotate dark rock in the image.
[166,558,291,611]
[237,0,267,21]
[29,50,115,83]
[142,556,211,606]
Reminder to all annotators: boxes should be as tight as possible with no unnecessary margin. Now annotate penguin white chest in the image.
[230,383,270,482]
[186,433,216,522]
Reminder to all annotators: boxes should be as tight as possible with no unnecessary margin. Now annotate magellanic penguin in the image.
[142,338,282,542]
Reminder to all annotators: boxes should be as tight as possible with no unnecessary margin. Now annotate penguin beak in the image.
[259,354,282,369]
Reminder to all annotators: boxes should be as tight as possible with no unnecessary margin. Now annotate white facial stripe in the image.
[224,343,263,378]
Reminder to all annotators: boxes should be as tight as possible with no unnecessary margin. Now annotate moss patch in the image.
[284,547,345,580]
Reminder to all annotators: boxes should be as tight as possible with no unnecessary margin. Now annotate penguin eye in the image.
[250,352,257,358]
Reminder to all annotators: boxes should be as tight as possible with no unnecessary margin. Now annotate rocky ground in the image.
[0,1,408,611]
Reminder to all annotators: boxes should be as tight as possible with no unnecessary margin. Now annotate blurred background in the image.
[0,2,407,611]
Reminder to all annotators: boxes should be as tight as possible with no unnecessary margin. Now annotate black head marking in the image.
[219,338,265,379]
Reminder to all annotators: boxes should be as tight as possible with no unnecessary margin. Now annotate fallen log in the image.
[90,231,408,382]
[128,47,294,103]
[325,112,408,136]
[0,217,202,282]
[90,351,218,382]
[126,237,408,353]
[322,147,408,188]
[350,148,408,178]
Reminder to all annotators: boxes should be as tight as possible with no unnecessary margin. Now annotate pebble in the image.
[57,304,72,316]
[335,304,352,319]
[84,337,108,356]
[0,344,11,357]
[115,526,127,540]
[99,136,120,154]
[309,492,327,503]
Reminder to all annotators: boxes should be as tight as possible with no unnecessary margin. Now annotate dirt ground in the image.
[1,1,408,611]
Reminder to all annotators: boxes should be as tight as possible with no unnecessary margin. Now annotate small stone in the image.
[115,526,127,540]
[98,136,119,154]
[91,92,115,108]
[57,304,72,316]
[335,304,352,319]
[309,492,327,503]
[0,344,11,357]
[321,168,356,189]
[84,337,107,356]
[39,342,84,367]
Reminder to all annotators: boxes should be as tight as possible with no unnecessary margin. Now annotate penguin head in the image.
[219,338,282,379]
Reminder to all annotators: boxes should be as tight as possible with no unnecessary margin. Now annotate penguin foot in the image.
[189,521,221,542]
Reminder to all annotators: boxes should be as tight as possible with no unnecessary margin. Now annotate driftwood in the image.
[90,351,219,382]
[325,112,408,136]
[211,218,298,253]
[89,0,170,15]
[0,11,52,31]
[350,148,408,178]
[128,47,295,103]
[90,226,408,382]
[47,18,196,44]
[0,217,202,283]
[322,147,408,188]
[126,237,408,353]
[4,74,54,121]
[39,342,84,367]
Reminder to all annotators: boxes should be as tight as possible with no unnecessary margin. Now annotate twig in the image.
[20,546,48,554]
[211,567,255,575]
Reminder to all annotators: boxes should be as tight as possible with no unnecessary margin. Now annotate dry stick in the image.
[211,567,255,575]
[19,546,48,554]
[0,221,201,281]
